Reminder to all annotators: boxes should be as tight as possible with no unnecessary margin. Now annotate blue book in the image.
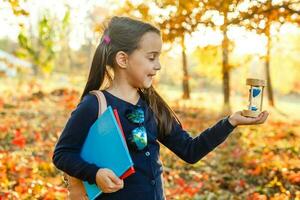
[80,106,134,200]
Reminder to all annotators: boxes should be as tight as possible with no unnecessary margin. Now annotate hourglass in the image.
[242,78,266,118]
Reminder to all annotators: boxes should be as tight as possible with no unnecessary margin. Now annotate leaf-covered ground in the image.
[0,84,299,200]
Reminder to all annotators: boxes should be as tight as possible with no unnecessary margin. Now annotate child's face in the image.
[126,32,162,89]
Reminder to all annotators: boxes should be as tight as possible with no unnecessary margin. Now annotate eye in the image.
[148,56,155,61]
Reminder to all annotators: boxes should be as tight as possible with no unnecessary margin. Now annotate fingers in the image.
[238,110,269,126]
[80,195,89,200]
[250,111,269,124]
[107,171,123,185]
[102,170,123,193]
[256,111,269,124]
[96,168,124,193]
[242,115,260,124]
[103,177,121,192]
[102,177,119,193]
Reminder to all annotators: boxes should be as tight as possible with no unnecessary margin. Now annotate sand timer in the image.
[242,78,266,118]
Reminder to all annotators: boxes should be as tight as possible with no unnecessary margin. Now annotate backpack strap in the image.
[89,90,107,117]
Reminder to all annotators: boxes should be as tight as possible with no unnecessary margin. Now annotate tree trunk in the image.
[181,35,190,99]
[221,23,231,114]
[265,25,275,107]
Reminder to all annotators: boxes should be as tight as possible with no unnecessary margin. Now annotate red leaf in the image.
[12,129,26,148]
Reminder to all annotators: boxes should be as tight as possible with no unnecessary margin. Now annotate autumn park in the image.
[0,0,299,199]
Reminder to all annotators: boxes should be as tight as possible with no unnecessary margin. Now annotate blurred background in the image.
[0,0,299,199]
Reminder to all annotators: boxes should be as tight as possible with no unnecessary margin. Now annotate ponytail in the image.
[80,33,112,101]
[140,86,182,140]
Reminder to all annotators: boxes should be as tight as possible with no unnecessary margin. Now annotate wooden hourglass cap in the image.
[246,78,266,87]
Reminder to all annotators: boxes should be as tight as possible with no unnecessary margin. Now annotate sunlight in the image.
[1,0,298,55]
[0,0,299,199]
[229,27,267,56]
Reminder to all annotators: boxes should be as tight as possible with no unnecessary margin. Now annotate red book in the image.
[113,109,135,179]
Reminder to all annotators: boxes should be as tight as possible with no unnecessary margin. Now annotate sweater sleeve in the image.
[52,94,100,184]
[159,116,236,164]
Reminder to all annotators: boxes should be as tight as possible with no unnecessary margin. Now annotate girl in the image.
[53,16,268,200]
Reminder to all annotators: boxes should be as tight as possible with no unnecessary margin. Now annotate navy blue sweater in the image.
[52,90,236,200]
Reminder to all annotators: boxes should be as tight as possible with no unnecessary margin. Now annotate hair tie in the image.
[103,35,111,45]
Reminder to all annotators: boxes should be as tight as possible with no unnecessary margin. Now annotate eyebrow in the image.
[147,51,161,55]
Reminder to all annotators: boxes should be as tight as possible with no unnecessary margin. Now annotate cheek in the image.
[129,58,152,77]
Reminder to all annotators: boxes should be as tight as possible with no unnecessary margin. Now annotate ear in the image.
[115,51,128,69]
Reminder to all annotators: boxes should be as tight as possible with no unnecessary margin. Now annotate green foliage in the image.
[4,0,29,16]
[17,14,56,74]
[13,6,71,75]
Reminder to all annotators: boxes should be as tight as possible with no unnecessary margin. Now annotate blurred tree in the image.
[16,13,57,75]
[17,12,73,75]
[3,0,28,52]
[271,34,300,94]
[6,0,73,75]
[192,45,222,81]
[56,7,72,71]
[201,0,299,112]
[203,0,266,113]
[240,0,300,107]
[4,0,29,17]
[156,1,209,99]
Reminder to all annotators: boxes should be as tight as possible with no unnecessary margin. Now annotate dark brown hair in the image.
[80,16,181,140]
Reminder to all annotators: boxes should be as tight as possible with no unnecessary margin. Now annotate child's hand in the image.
[228,110,269,127]
[95,168,124,193]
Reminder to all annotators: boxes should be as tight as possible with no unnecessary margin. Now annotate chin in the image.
[140,78,153,89]
[141,84,152,89]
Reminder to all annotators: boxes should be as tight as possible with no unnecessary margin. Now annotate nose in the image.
[154,62,161,71]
